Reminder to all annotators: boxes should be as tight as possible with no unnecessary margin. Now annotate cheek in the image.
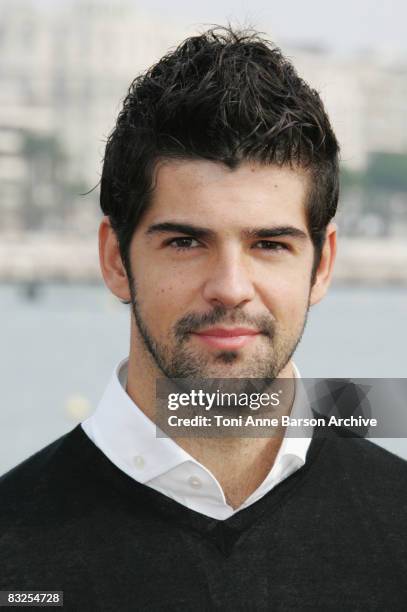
[261,272,310,323]
[134,263,197,332]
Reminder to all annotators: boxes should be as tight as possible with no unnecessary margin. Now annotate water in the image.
[1,282,406,475]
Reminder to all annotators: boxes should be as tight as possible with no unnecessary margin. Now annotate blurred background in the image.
[1,0,406,475]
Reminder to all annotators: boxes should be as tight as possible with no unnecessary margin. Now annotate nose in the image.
[202,247,256,309]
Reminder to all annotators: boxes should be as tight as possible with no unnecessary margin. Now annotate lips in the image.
[191,327,261,349]
[195,327,260,337]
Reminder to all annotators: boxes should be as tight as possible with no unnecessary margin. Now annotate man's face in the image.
[126,160,317,380]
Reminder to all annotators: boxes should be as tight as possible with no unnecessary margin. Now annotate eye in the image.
[255,241,289,252]
[166,237,201,251]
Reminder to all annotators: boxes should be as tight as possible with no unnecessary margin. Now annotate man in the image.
[1,26,406,611]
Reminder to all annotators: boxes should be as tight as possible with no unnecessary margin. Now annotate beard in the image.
[127,272,309,390]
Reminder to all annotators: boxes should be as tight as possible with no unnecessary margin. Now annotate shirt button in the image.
[188,475,202,489]
[133,455,145,469]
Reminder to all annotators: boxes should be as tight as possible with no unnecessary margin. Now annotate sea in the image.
[1,282,406,475]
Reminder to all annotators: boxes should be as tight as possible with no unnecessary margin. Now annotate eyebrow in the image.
[145,221,308,241]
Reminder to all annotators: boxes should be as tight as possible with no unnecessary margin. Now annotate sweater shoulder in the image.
[323,428,407,492]
[1,428,73,484]
[358,437,407,471]
[0,427,87,525]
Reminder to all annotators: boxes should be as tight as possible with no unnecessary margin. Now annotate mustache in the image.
[174,305,275,342]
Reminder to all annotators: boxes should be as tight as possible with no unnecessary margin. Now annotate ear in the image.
[98,216,131,302]
[310,222,337,306]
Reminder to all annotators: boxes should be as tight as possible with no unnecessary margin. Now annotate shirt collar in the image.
[83,356,311,485]
[83,356,192,482]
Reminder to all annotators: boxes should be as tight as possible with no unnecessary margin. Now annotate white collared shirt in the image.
[82,358,312,520]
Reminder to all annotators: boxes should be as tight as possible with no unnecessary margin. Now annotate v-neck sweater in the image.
[1,424,407,611]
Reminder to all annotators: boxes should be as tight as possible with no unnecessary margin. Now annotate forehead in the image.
[144,159,310,231]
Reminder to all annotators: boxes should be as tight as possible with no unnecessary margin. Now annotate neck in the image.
[126,334,295,510]
[175,435,286,509]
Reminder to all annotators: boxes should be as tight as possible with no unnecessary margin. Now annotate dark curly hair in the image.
[100,26,340,284]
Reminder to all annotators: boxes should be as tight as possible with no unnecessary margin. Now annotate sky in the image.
[26,0,407,57]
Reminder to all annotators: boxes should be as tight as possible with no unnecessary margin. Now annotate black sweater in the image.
[1,425,407,611]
